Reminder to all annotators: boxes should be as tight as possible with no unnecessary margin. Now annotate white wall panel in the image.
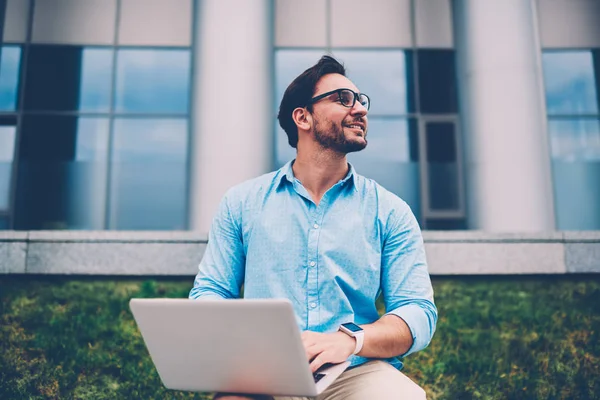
[3,0,30,43]
[415,0,453,48]
[330,0,412,47]
[32,0,116,45]
[275,0,327,47]
[118,0,192,46]
[538,0,600,48]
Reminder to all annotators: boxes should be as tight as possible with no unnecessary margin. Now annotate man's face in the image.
[309,74,369,154]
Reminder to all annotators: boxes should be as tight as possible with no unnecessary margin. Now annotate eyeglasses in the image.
[307,88,370,111]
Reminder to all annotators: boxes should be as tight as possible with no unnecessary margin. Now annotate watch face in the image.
[342,322,363,332]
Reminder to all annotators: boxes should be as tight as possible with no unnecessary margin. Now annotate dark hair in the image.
[277,55,346,148]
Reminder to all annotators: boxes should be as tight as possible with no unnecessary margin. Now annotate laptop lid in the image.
[129,298,324,396]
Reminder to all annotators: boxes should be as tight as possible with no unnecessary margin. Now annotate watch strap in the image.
[352,331,364,355]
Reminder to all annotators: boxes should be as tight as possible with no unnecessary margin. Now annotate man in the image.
[189,55,437,400]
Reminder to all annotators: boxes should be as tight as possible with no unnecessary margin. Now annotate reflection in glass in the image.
[418,50,457,114]
[425,122,459,211]
[348,118,421,219]
[24,45,112,112]
[79,48,113,112]
[0,46,22,111]
[0,126,16,211]
[69,118,109,229]
[275,50,325,109]
[542,52,599,115]
[275,123,297,168]
[549,118,600,230]
[333,50,414,116]
[115,50,191,113]
[0,217,7,229]
[110,118,188,230]
[548,119,600,161]
[15,116,109,229]
[24,45,83,111]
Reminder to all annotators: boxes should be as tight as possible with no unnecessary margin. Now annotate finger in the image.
[305,344,322,363]
[309,354,327,373]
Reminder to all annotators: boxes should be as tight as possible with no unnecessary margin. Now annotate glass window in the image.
[549,118,600,161]
[23,45,112,112]
[15,116,109,230]
[31,0,116,45]
[109,118,188,230]
[0,126,16,211]
[425,121,460,211]
[275,124,297,168]
[275,50,325,109]
[115,49,191,114]
[0,46,22,111]
[79,48,113,112]
[118,0,192,46]
[333,50,415,116]
[418,50,458,114]
[549,118,600,230]
[348,118,421,218]
[542,51,599,115]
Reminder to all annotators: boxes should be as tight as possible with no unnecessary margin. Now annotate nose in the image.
[350,100,368,117]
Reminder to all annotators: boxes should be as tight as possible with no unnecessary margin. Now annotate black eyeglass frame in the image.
[306,88,371,111]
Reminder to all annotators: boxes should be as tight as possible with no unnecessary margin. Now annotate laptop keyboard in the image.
[313,373,326,383]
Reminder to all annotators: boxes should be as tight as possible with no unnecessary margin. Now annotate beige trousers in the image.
[276,360,426,400]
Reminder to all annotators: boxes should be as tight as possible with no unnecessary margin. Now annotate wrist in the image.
[336,331,357,355]
[338,322,364,355]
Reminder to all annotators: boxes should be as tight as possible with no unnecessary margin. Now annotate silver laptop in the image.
[129,298,350,397]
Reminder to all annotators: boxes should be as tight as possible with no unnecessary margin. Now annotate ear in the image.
[292,107,312,132]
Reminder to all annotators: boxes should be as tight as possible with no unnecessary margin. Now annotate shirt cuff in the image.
[385,303,433,357]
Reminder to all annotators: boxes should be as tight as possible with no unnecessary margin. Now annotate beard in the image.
[313,116,367,154]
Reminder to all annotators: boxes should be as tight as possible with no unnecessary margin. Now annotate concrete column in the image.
[453,0,556,231]
[189,0,273,233]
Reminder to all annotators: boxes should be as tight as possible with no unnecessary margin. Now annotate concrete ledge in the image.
[26,242,206,275]
[0,241,27,273]
[28,231,207,243]
[422,231,565,243]
[425,242,565,274]
[1,230,599,275]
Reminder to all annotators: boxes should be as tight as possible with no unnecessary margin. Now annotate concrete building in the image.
[0,0,599,235]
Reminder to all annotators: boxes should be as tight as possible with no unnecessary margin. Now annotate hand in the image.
[301,330,356,373]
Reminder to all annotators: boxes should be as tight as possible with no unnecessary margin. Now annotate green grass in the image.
[1,276,599,399]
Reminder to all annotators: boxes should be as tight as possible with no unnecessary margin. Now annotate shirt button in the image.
[309,261,316,267]
[310,303,317,309]
[313,223,319,229]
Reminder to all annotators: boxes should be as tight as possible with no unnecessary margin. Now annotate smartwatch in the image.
[338,322,364,355]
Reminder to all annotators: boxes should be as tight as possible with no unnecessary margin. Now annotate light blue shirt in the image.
[189,160,437,369]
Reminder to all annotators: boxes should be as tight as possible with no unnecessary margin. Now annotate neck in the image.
[292,146,349,205]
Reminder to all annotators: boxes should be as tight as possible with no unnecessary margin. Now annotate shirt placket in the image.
[306,199,326,331]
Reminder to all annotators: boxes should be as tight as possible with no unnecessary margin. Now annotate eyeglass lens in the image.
[339,89,369,109]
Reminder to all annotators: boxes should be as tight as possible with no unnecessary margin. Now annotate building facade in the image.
[0,0,599,234]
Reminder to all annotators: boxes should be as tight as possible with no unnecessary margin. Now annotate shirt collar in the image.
[276,159,358,191]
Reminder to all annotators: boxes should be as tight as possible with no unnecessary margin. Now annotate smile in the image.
[345,124,365,133]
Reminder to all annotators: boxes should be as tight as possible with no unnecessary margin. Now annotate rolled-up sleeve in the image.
[381,203,437,357]
[189,192,245,300]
